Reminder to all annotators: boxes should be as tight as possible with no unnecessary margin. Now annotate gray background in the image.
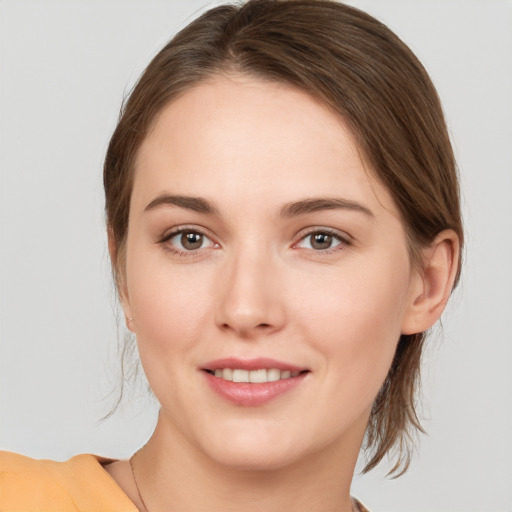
[1,1,511,511]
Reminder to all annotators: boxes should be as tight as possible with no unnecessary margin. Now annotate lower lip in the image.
[203,371,308,407]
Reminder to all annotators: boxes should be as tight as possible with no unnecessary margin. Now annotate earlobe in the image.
[107,226,135,332]
[401,229,460,335]
[122,305,136,333]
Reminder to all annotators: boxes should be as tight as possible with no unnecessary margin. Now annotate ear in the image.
[401,229,460,335]
[107,226,135,333]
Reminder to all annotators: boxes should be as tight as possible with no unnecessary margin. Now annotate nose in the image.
[214,248,286,339]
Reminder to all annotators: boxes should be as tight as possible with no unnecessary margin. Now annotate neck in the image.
[132,410,366,512]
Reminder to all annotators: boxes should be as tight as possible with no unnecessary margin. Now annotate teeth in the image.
[233,369,249,382]
[267,368,280,382]
[249,369,267,383]
[212,368,301,383]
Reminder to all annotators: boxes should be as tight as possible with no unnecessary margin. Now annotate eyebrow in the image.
[144,194,221,216]
[144,194,373,218]
[280,197,374,218]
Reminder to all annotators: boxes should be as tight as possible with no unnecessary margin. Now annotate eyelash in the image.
[159,226,218,258]
[159,226,351,258]
[294,227,351,254]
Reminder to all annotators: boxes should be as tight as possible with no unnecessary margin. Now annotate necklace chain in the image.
[129,451,150,512]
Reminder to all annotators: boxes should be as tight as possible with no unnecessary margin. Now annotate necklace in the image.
[129,451,150,512]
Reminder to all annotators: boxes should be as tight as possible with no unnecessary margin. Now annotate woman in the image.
[0,1,462,510]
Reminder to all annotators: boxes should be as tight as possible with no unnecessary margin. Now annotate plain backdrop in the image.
[1,1,511,511]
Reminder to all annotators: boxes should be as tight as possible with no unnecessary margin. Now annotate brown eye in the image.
[310,233,333,250]
[180,231,204,250]
[296,230,345,252]
[165,229,215,253]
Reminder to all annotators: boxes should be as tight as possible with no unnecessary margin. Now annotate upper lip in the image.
[202,357,306,372]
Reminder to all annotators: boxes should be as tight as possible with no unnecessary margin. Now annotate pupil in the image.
[181,232,203,250]
[312,233,332,250]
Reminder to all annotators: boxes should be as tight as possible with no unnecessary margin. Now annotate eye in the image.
[295,230,347,251]
[164,229,216,252]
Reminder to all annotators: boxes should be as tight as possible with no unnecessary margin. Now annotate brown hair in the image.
[104,0,463,476]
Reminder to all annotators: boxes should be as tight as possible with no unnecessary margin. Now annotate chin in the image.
[195,422,320,472]
[184,422,285,469]
[207,444,299,472]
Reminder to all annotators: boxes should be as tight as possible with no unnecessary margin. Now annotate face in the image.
[121,76,422,470]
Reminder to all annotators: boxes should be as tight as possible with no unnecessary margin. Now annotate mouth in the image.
[201,358,310,406]
[204,368,307,383]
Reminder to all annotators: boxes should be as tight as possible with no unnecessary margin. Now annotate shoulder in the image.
[0,451,137,511]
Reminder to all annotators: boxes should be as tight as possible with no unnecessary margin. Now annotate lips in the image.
[209,368,301,383]
[204,357,304,372]
[202,358,309,406]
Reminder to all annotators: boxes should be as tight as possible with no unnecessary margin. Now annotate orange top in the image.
[0,451,137,511]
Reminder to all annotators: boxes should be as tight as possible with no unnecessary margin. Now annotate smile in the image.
[202,358,309,406]
[207,368,302,383]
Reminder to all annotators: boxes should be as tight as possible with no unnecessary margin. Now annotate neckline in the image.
[93,455,140,511]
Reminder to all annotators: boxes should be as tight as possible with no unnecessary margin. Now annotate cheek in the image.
[125,250,215,361]
[294,258,411,399]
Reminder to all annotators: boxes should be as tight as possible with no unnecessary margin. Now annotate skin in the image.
[105,75,459,512]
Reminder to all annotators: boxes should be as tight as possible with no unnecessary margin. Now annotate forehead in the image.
[133,75,398,218]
